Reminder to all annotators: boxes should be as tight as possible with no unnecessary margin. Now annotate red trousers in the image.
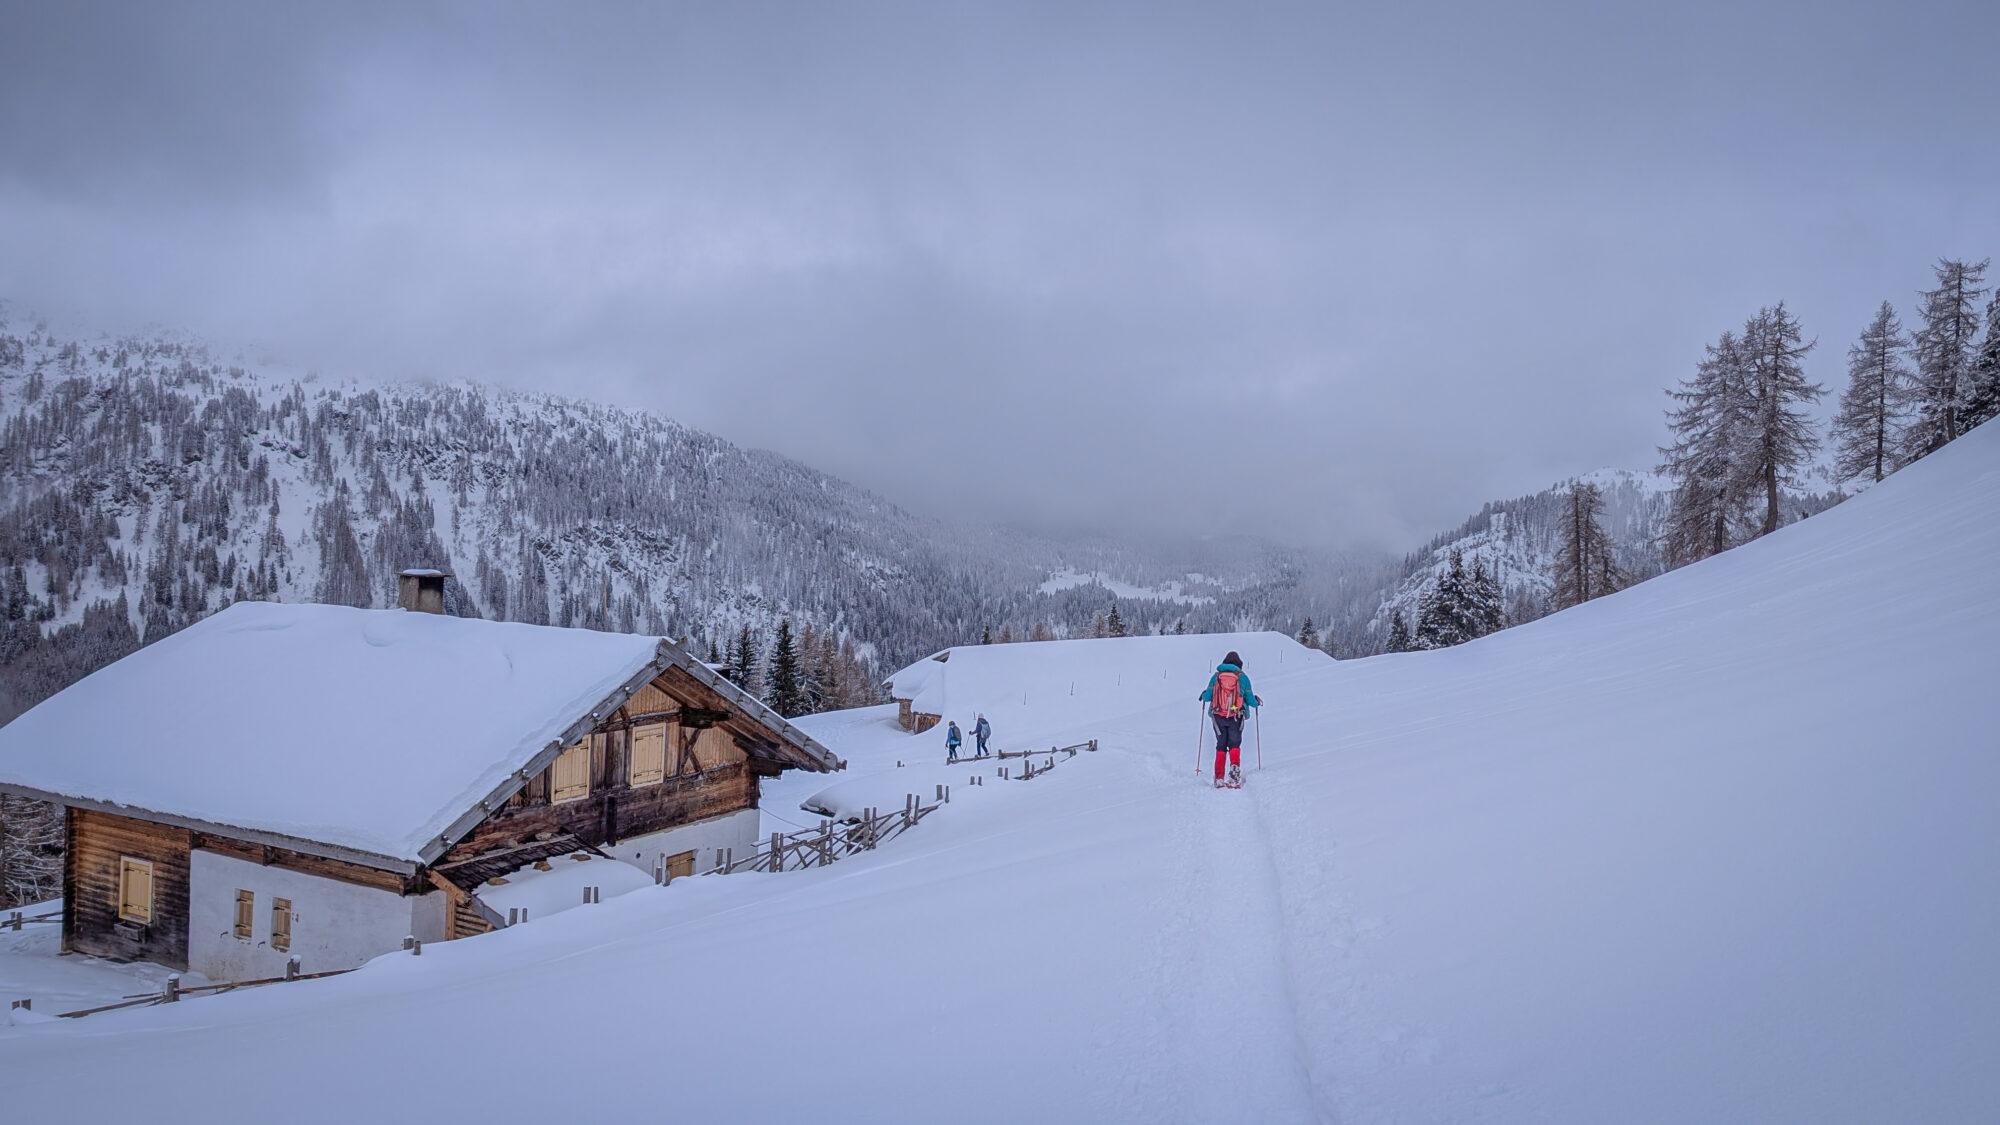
[1213,747,1241,779]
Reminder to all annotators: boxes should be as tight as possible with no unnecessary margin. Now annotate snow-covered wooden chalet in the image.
[0,576,842,980]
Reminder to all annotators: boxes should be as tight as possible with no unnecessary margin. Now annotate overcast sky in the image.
[2,1,1995,552]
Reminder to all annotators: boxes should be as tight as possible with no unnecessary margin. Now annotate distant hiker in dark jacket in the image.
[1199,651,1260,787]
[974,714,991,757]
[945,720,963,763]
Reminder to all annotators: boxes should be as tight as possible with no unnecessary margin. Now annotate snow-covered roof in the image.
[0,602,839,869]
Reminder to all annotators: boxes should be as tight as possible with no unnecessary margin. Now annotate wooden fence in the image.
[36,956,356,1019]
[4,908,60,930]
[27,737,1103,1017]
[711,739,1099,874]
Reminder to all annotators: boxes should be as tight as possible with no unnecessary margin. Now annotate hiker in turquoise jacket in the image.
[1198,650,1260,787]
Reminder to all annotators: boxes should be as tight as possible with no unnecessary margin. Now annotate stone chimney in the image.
[397,568,451,615]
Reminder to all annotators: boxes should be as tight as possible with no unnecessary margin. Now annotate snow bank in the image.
[0,603,661,862]
[885,630,1326,747]
[3,425,1997,1121]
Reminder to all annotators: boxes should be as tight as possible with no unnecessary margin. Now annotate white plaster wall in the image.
[409,889,449,945]
[188,850,423,982]
[606,807,761,882]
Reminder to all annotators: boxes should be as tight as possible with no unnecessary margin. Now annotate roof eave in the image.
[0,781,419,875]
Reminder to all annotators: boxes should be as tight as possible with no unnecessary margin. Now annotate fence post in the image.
[771,832,784,873]
[508,908,519,926]
[164,976,180,1003]
[286,956,301,981]
[8,911,19,932]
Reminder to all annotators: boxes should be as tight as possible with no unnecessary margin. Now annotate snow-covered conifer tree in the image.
[1903,257,1990,460]
[1105,603,1126,637]
[1467,557,1503,638]
[766,619,805,717]
[1661,330,1755,567]
[1296,617,1319,649]
[1737,303,1823,537]
[1383,614,1412,653]
[1548,481,1622,610]
[1963,290,2000,432]
[1415,550,1473,649]
[1831,301,1913,484]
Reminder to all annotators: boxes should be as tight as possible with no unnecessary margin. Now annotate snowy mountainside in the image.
[2,415,1993,1121]
[0,313,1379,721]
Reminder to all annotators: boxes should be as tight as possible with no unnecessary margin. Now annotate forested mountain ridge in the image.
[1367,467,1843,643]
[0,313,1395,724]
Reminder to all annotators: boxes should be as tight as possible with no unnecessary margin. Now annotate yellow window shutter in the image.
[551,740,590,802]
[118,858,154,924]
[234,889,255,939]
[629,723,666,786]
[271,897,292,952]
[666,850,695,879]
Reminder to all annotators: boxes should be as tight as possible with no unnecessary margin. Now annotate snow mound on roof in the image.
[473,852,656,923]
[0,602,662,862]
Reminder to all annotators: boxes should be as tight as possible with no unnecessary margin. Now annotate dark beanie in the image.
[1223,650,1243,667]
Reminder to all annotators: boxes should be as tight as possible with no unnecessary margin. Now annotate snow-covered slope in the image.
[1,422,1994,1119]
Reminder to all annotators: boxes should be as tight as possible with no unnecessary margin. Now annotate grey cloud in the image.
[1,1,1996,552]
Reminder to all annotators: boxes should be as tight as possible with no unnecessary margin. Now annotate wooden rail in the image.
[49,957,355,1019]
[4,909,60,930]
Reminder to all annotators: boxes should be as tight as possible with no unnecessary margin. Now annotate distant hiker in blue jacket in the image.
[974,714,991,758]
[945,720,963,763]
[1199,651,1260,787]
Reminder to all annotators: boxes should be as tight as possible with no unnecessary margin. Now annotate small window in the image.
[628,723,667,786]
[550,740,591,802]
[271,897,292,952]
[117,858,154,924]
[234,889,255,939]
[665,850,695,880]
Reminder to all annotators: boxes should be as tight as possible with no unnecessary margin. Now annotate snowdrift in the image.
[2,423,1996,1123]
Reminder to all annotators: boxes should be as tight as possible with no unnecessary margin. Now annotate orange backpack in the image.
[1211,671,1244,718]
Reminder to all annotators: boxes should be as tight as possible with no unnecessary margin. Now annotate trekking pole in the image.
[1255,707,1263,771]
[1194,705,1205,775]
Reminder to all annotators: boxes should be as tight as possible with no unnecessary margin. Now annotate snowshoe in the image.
[1227,766,1244,789]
